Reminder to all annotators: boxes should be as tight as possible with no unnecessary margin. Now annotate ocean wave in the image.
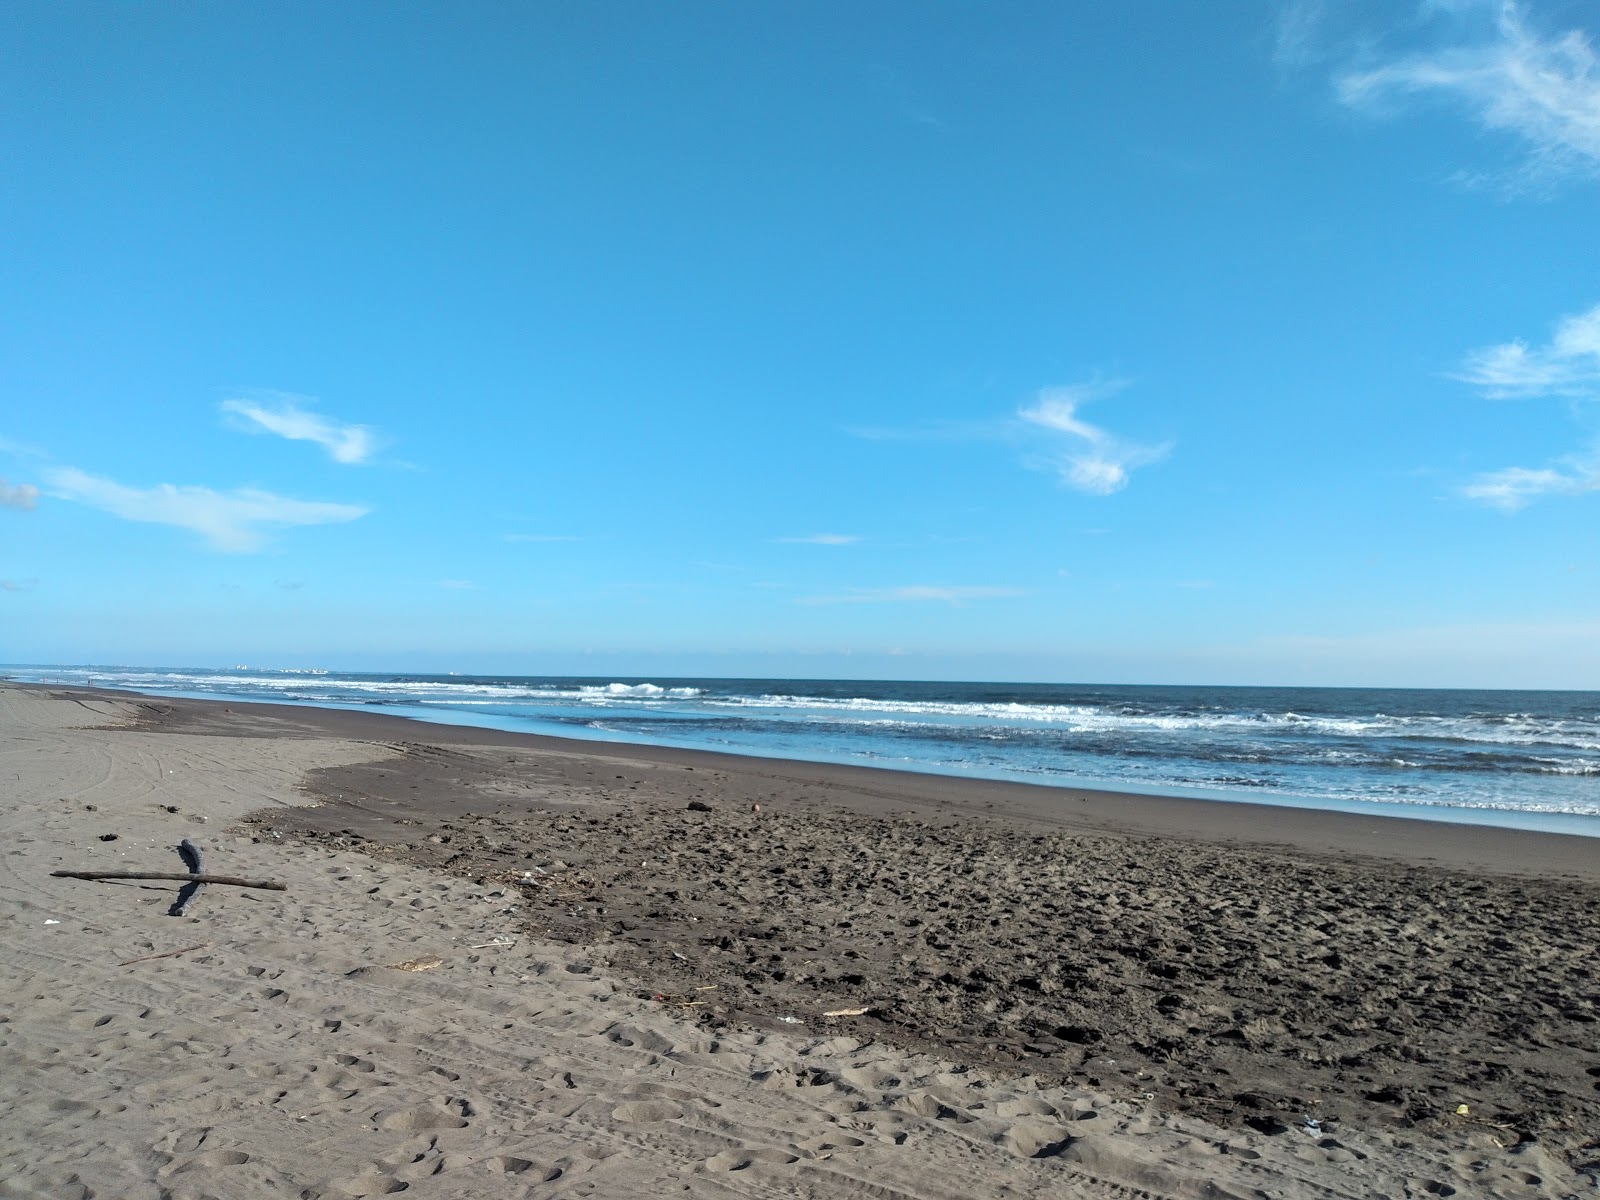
[35,668,1600,752]
[13,666,1598,826]
[34,669,704,705]
[584,682,704,699]
[718,693,1600,748]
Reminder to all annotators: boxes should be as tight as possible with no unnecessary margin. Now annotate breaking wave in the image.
[7,665,1597,826]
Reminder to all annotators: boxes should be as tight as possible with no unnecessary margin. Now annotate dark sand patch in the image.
[212,719,1600,1168]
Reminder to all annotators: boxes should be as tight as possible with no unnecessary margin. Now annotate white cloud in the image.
[1337,2,1600,187]
[1018,382,1170,495]
[0,478,39,510]
[44,467,368,552]
[1273,0,1328,70]
[777,534,861,545]
[221,396,378,464]
[1455,302,1600,397]
[1454,302,1600,509]
[800,585,1028,606]
[1,578,37,593]
[849,378,1169,494]
[1462,456,1600,510]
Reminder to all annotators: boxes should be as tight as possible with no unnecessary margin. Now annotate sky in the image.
[3,0,1599,688]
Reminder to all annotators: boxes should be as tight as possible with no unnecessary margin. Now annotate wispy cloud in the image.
[44,466,368,551]
[1018,381,1170,495]
[1273,0,1328,70]
[799,585,1028,606]
[0,435,48,459]
[1462,455,1600,511]
[222,395,378,464]
[1,578,37,593]
[1456,301,1600,509]
[853,379,1169,495]
[777,534,861,545]
[0,478,39,510]
[1455,302,1600,397]
[1336,2,1600,189]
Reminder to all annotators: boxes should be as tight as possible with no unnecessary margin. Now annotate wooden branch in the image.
[120,943,208,966]
[178,839,204,874]
[171,838,207,917]
[51,870,286,891]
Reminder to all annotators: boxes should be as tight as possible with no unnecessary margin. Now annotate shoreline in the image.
[28,681,1600,876]
[5,681,1599,1196]
[22,679,1600,879]
[11,671,1600,842]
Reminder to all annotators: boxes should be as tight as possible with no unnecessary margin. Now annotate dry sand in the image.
[3,682,1597,1199]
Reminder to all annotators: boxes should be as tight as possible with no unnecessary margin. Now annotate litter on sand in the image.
[387,956,444,971]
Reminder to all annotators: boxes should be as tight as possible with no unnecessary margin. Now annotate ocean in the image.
[8,665,1600,836]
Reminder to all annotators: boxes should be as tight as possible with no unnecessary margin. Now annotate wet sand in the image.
[6,682,1599,1198]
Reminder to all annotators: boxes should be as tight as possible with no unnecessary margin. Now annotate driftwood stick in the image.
[51,871,286,890]
[178,839,204,873]
[171,838,207,917]
[119,943,208,966]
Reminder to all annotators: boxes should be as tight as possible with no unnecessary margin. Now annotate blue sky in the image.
[3,1,1599,687]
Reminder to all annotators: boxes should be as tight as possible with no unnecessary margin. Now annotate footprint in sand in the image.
[895,1091,973,1122]
[65,1012,116,1031]
[134,1070,213,1102]
[704,1147,800,1171]
[610,1100,684,1123]
[376,1103,470,1133]
[797,1133,866,1153]
[168,1149,251,1173]
[492,1156,563,1181]
[331,1172,410,1195]
[0,1176,92,1200]
[999,1122,1076,1159]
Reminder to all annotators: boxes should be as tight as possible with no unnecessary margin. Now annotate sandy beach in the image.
[3,681,1597,1199]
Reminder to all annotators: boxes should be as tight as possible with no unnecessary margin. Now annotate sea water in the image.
[8,666,1600,836]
